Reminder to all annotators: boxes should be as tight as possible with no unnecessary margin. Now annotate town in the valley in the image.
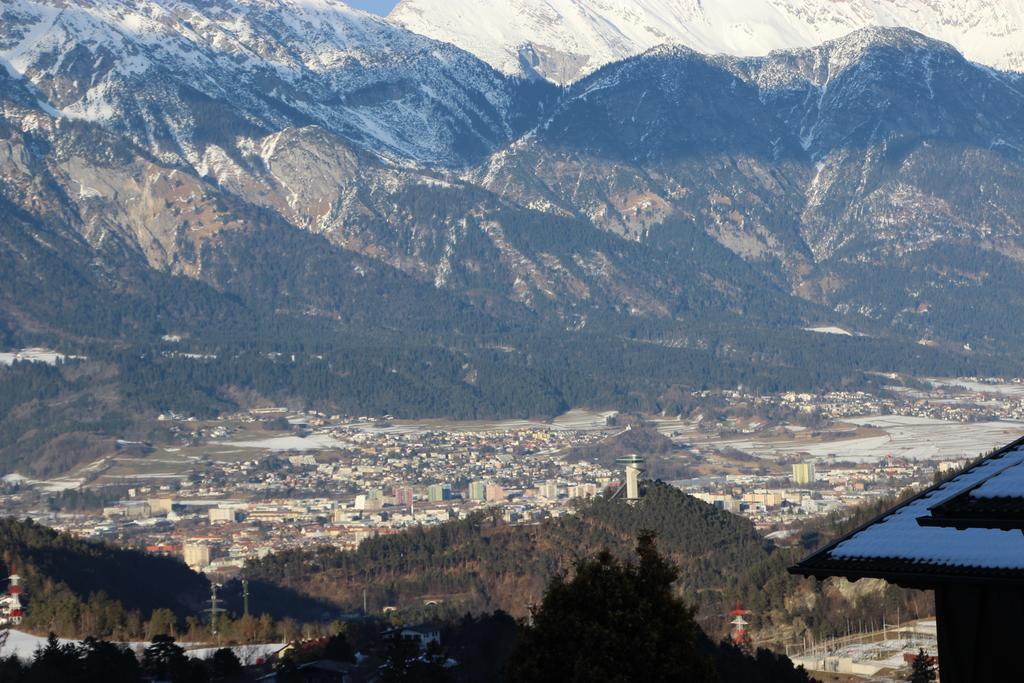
[3,368,1023,582]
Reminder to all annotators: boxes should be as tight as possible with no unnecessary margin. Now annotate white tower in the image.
[616,455,645,502]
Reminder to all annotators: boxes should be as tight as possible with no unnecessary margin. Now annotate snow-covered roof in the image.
[791,437,1024,585]
[917,449,1024,532]
[969,460,1024,499]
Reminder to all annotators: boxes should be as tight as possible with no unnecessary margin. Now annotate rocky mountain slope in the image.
[3,0,1022,350]
[476,28,1024,346]
[391,0,1024,83]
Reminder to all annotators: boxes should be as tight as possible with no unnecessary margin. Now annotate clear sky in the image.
[345,0,401,14]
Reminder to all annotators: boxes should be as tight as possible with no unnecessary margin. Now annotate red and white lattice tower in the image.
[728,601,752,646]
[4,566,23,625]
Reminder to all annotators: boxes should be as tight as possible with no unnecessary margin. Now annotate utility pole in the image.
[242,579,250,618]
[208,583,225,640]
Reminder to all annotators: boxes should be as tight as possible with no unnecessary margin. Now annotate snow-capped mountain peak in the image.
[389,0,1024,84]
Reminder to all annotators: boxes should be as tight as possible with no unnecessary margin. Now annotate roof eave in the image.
[789,434,1024,581]
[917,514,1024,532]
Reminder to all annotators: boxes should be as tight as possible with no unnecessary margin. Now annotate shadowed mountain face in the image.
[476,29,1024,345]
[2,4,1024,472]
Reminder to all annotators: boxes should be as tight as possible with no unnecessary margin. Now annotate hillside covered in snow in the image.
[390,0,1024,83]
[0,0,546,166]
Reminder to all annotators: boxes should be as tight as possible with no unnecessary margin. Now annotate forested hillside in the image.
[245,483,770,621]
[243,482,927,643]
[0,518,333,639]
[0,485,933,648]
[0,514,819,682]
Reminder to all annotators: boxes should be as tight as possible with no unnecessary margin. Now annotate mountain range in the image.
[2,0,1024,465]
[391,0,1024,83]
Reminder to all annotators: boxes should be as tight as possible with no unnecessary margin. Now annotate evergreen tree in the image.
[0,654,28,683]
[907,649,937,683]
[380,637,421,682]
[506,532,716,683]
[142,634,189,681]
[323,632,356,663]
[29,633,80,683]
[80,636,140,683]
[209,648,243,681]
[146,608,178,639]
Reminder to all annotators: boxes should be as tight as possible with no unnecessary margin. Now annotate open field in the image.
[925,377,1024,398]
[330,408,618,435]
[702,416,1024,463]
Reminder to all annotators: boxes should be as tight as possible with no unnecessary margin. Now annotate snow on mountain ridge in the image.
[390,0,1024,84]
[0,0,532,166]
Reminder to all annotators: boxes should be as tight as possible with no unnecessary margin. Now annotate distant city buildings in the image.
[393,486,414,508]
[427,484,451,502]
[484,484,505,502]
[468,481,487,501]
[792,462,816,485]
[12,381,1000,584]
[538,481,559,499]
[209,507,238,524]
[183,542,211,571]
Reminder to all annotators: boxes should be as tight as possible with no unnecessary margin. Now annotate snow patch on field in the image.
[804,326,853,336]
[925,378,1024,398]
[221,434,347,451]
[0,631,72,660]
[0,348,69,366]
[180,643,284,665]
[721,415,1024,463]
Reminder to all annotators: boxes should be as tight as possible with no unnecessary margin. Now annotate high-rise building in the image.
[468,481,487,501]
[538,481,559,499]
[485,484,505,502]
[183,542,212,570]
[792,462,816,486]
[209,507,238,524]
[568,483,597,499]
[427,484,450,502]
[393,486,414,507]
[742,491,783,508]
